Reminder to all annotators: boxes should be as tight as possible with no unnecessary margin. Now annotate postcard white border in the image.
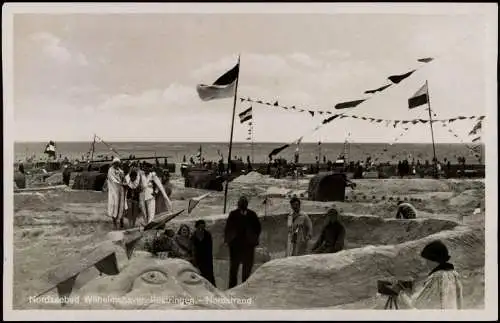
[3,2,498,321]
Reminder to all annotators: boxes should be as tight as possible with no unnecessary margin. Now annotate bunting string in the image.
[432,110,483,161]
[241,98,486,124]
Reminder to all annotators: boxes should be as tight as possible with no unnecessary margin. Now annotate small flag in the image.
[196,62,239,101]
[418,57,434,63]
[469,121,482,136]
[269,144,290,158]
[472,136,481,143]
[239,107,253,124]
[364,84,392,94]
[309,111,315,117]
[188,193,211,214]
[408,83,429,109]
[322,114,340,124]
[334,99,366,110]
[196,145,202,158]
[388,70,416,84]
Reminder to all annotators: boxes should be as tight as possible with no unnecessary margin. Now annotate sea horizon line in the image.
[13,140,483,145]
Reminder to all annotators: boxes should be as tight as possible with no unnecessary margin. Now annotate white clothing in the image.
[398,270,463,309]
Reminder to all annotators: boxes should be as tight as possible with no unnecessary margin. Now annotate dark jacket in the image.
[224,209,261,247]
[191,230,216,286]
[312,221,346,254]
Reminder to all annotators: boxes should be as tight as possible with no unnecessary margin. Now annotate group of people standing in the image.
[107,157,173,229]
[147,220,217,286]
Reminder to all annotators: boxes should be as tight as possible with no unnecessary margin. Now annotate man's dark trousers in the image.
[228,244,255,289]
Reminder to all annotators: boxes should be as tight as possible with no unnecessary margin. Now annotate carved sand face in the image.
[71,254,239,310]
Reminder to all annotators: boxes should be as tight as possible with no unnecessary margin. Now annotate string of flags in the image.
[240,56,435,117]
[239,96,484,125]
[429,109,483,160]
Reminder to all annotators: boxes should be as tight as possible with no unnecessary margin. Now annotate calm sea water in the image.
[14,141,484,165]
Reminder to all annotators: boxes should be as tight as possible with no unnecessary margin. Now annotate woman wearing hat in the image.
[391,240,463,309]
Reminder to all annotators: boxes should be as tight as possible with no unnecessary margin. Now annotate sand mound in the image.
[449,189,484,207]
[233,171,267,184]
[229,225,484,309]
[446,179,485,193]
[354,179,451,196]
[45,173,64,185]
[69,252,239,310]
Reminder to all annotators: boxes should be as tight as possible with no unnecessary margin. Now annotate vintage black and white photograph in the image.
[3,3,497,321]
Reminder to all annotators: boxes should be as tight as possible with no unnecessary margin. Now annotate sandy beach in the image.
[13,173,485,309]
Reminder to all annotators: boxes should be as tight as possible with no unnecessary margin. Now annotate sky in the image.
[7,4,497,143]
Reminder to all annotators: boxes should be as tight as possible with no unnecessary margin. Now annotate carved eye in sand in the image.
[179,270,203,285]
[141,270,168,285]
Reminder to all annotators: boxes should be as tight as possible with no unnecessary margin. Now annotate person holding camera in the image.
[389,240,463,309]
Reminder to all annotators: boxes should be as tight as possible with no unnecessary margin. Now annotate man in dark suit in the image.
[224,196,262,288]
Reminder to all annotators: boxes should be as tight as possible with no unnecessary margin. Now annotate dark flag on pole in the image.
[268,144,290,159]
[408,83,429,109]
[238,107,253,123]
[388,70,416,84]
[196,63,239,101]
[334,99,366,110]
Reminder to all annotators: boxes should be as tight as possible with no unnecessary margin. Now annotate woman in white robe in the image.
[126,164,173,225]
[393,240,464,309]
[107,158,126,229]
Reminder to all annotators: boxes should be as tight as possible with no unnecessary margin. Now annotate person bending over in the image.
[395,201,417,219]
[311,208,345,254]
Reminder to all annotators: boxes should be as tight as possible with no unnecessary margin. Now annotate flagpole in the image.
[425,80,438,178]
[90,134,96,162]
[223,54,240,214]
[251,122,255,164]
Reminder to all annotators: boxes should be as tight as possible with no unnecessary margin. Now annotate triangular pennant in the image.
[291,105,296,109]
[334,99,366,110]
[393,120,400,128]
[265,102,271,106]
[388,70,416,84]
[257,100,263,104]
[417,57,434,63]
[273,101,279,106]
[309,111,315,117]
[364,84,392,94]
[322,114,341,125]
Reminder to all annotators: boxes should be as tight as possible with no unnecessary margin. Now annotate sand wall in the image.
[228,225,484,309]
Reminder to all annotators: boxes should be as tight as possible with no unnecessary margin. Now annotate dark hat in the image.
[421,240,450,263]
